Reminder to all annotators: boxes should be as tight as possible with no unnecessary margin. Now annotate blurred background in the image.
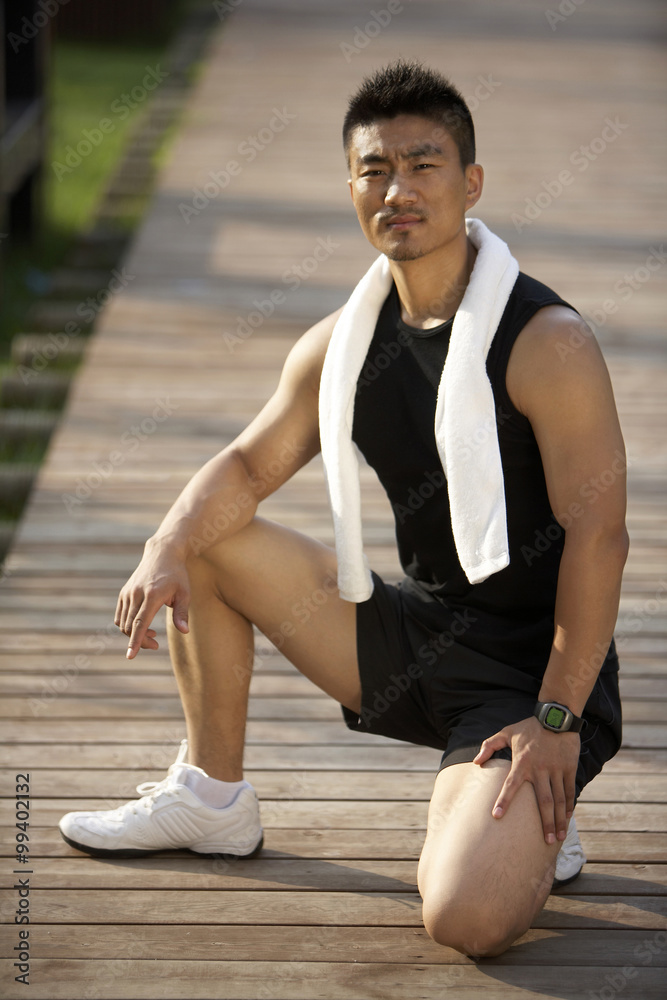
[0,0,665,572]
[0,0,214,560]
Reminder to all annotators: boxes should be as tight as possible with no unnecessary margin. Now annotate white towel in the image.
[319,217,519,602]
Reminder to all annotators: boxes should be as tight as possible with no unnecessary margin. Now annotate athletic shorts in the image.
[342,573,622,800]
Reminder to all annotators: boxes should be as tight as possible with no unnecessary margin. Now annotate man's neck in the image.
[390,235,477,330]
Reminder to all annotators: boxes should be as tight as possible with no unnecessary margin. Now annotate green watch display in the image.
[534,701,584,733]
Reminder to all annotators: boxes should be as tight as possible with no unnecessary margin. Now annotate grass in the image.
[49,41,165,233]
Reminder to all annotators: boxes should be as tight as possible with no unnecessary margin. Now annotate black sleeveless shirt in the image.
[352,272,573,672]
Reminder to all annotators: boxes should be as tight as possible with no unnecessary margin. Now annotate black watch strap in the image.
[534,701,584,733]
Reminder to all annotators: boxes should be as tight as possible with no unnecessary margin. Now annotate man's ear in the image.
[465,163,484,211]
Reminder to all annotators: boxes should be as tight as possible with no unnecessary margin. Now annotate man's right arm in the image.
[115,308,342,658]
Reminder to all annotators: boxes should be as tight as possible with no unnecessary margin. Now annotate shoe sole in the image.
[60,830,264,861]
[551,865,583,891]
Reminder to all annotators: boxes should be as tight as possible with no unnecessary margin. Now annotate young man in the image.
[59,62,628,957]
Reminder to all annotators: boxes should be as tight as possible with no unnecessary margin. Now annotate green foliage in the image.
[1,39,165,359]
[48,40,163,233]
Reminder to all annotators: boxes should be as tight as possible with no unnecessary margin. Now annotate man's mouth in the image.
[383,214,424,231]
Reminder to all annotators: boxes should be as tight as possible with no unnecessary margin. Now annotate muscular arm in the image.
[115,308,342,658]
[512,306,629,710]
[476,306,629,841]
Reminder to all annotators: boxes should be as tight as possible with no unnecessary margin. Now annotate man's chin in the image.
[384,247,426,262]
[380,239,428,262]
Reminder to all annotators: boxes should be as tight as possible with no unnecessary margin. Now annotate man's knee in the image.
[422,897,530,957]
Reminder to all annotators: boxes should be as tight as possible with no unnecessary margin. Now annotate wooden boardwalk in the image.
[1,1,666,997]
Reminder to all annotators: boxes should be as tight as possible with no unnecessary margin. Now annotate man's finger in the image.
[473,730,509,765]
[491,764,522,819]
[119,597,142,637]
[139,631,160,651]
[114,593,124,628]
[171,593,190,634]
[126,608,155,659]
[551,778,568,841]
[534,773,557,845]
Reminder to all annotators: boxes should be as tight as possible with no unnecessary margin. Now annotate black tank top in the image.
[352,272,573,671]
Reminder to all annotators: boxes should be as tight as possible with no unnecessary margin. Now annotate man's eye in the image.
[415,162,435,170]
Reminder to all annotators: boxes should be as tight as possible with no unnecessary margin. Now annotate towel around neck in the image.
[318,218,520,602]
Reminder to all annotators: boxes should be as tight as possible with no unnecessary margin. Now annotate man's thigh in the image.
[198,516,361,712]
[418,759,560,955]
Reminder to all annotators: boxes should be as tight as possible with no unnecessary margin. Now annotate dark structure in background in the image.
[0,0,180,244]
[1,0,49,243]
[57,0,177,41]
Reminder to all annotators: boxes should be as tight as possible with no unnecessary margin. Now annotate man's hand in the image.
[473,716,580,845]
[115,540,191,659]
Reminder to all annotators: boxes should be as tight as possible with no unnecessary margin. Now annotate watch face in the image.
[545,706,566,729]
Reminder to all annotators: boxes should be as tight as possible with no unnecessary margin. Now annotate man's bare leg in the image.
[167,516,362,781]
[418,760,560,957]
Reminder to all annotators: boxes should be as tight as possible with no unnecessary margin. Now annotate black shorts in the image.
[342,573,622,800]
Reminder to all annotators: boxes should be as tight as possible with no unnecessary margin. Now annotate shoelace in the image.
[133,739,189,801]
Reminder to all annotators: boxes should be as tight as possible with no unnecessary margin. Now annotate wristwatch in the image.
[534,701,584,733]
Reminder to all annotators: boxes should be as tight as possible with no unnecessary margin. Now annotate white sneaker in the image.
[552,816,586,888]
[59,741,263,859]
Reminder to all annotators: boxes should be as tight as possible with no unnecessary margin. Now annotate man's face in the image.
[347,114,482,262]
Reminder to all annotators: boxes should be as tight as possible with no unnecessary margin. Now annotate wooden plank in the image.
[2,826,665,862]
[0,768,665,803]
[4,924,666,967]
[6,694,667,723]
[0,652,301,674]
[0,672,322,696]
[0,696,343,721]
[5,667,663,697]
[1,743,664,772]
[1,960,664,1000]
[1,859,664,894]
[1,720,406,745]
[1,889,665,930]
[0,670,653,699]
[13,799,667,833]
[5,718,667,747]
[0,742,445,772]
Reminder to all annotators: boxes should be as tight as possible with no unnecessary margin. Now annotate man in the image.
[59,62,628,957]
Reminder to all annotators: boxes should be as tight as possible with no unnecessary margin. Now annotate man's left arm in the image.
[474,306,630,844]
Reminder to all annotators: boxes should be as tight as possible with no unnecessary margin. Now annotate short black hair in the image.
[343,60,475,169]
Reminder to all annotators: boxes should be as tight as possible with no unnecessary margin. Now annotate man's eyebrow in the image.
[355,144,445,167]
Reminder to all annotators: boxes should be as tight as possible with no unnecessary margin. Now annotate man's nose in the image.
[384,175,417,205]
